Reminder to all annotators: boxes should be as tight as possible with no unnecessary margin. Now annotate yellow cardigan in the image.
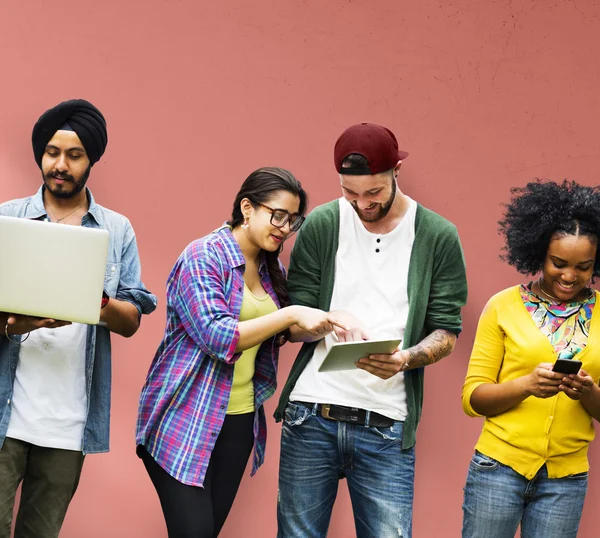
[462,286,600,479]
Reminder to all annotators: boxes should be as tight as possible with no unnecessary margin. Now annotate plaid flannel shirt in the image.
[136,226,280,486]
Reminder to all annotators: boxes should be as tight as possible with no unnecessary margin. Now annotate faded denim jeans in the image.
[277,401,415,538]
[462,451,587,538]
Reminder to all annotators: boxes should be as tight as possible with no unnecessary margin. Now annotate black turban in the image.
[32,99,108,168]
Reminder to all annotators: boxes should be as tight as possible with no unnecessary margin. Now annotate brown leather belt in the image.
[294,401,394,428]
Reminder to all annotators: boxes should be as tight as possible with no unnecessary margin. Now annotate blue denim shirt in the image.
[0,186,157,454]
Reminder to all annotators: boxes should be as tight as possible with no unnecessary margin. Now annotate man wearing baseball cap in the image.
[274,122,467,537]
[0,99,156,538]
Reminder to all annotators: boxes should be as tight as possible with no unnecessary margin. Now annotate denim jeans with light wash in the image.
[462,451,588,538]
[277,401,415,538]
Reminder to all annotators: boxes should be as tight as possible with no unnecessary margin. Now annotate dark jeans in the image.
[0,437,85,538]
[139,412,255,538]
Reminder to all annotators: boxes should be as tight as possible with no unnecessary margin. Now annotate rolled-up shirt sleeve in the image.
[115,223,157,315]
[170,240,240,363]
[425,227,468,336]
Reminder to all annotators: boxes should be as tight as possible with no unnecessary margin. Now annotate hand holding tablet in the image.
[318,338,402,372]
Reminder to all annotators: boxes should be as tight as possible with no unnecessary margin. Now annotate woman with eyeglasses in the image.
[136,167,343,538]
[462,180,600,538]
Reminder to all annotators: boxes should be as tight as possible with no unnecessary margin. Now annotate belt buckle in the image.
[321,404,338,421]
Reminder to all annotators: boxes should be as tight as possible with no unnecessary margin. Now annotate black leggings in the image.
[138,413,255,538]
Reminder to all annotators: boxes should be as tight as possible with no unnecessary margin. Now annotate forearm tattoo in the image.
[406,329,456,370]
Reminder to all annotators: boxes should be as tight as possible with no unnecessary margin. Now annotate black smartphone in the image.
[552,358,582,375]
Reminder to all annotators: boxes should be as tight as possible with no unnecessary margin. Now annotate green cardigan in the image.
[274,200,468,449]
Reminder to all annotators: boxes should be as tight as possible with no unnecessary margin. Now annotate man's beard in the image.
[43,166,91,199]
[351,177,396,223]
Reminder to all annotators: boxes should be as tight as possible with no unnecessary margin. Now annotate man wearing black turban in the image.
[32,98,108,169]
[0,99,157,538]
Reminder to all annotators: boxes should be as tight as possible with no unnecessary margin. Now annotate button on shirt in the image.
[136,226,281,487]
[291,197,417,420]
[0,187,157,453]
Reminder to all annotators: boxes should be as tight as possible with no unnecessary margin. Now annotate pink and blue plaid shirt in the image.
[136,226,281,487]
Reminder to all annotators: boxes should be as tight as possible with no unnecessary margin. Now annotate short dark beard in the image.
[42,165,91,199]
[352,175,396,223]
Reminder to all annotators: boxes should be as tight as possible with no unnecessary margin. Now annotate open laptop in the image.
[0,215,110,325]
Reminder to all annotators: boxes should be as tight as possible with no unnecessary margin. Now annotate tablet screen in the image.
[318,338,402,372]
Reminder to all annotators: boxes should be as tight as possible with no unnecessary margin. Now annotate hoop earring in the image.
[241,217,249,230]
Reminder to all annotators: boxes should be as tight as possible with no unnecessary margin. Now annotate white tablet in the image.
[318,338,402,372]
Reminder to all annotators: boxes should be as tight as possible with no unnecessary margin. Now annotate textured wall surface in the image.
[1,0,599,536]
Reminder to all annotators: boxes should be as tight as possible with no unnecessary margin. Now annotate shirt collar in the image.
[23,186,48,219]
[85,189,103,226]
[28,186,103,226]
[217,224,269,275]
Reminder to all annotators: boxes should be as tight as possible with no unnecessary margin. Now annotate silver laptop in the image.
[0,215,110,325]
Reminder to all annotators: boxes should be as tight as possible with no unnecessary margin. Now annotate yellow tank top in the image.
[226,284,277,415]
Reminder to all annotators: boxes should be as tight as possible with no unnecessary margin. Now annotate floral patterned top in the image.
[520,283,596,360]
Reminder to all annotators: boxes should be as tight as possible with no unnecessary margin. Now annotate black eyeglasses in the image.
[255,202,305,232]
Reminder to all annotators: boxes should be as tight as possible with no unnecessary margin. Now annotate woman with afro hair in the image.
[461,179,600,538]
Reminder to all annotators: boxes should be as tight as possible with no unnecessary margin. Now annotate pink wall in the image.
[2,0,600,536]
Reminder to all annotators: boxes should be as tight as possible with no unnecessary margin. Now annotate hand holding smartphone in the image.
[552,358,582,375]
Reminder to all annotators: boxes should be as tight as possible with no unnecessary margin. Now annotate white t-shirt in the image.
[290,196,417,421]
[7,323,88,450]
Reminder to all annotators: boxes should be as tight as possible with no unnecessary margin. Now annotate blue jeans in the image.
[277,402,415,538]
[462,451,588,538]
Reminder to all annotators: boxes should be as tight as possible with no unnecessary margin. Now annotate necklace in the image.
[46,202,84,224]
[538,278,561,301]
[537,277,589,303]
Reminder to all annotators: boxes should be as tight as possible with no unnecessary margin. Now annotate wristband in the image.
[101,291,110,309]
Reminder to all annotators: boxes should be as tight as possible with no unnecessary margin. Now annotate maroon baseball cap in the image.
[334,122,409,175]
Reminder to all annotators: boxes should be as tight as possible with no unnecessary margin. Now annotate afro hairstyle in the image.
[499,179,600,276]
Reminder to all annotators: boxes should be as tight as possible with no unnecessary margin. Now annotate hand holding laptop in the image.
[4,313,71,336]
